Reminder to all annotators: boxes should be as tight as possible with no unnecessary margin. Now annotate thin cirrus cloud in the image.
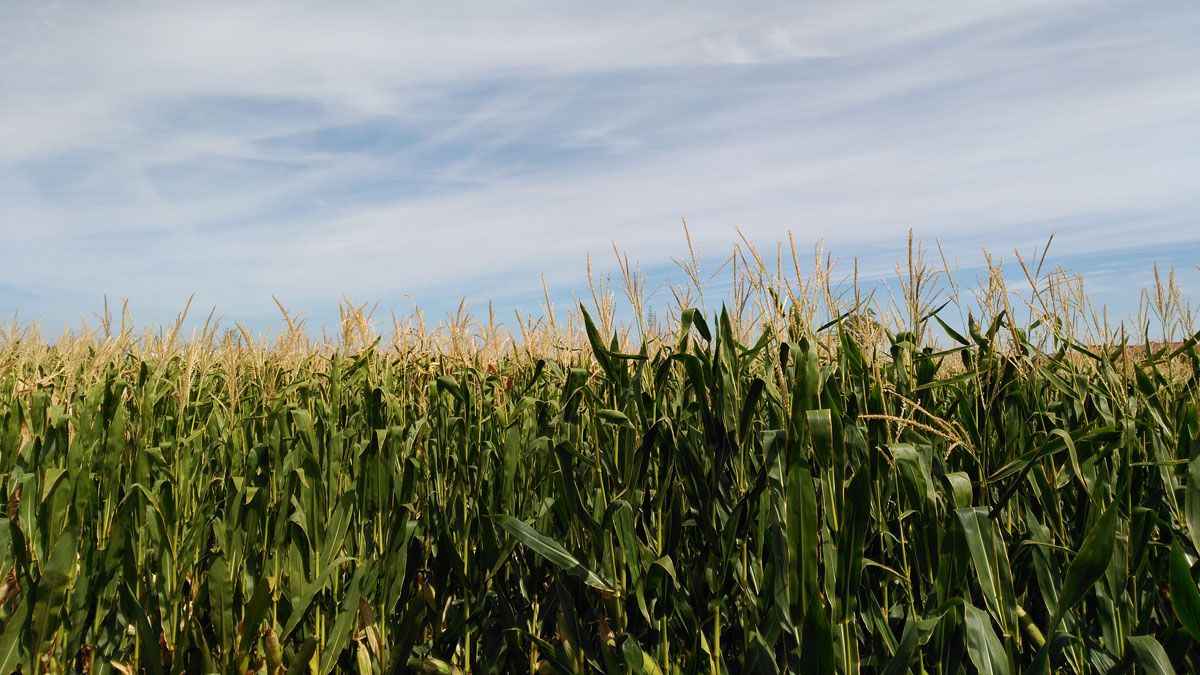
[1,1,1198,333]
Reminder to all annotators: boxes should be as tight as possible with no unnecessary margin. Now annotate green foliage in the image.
[1,300,1200,674]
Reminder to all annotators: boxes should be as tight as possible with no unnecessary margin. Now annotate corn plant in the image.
[2,247,1200,673]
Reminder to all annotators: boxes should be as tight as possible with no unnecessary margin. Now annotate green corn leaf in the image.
[319,568,364,674]
[799,594,836,673]
[597,408,633,427]
[610,500,642,588]
[620,635,665,675]
[28,531,76,659]
[208,553,233,662]
[286,636,319,675]
[956,508,1018,637]
[0,595,31,675]
[1187,455,1200,556]
[1169,540,1200,642]
[494,515,613,592]
[1049,501,1119,631]
[1126,635,1177,675]
[240,574,274,651]
[963,601,1012,675]
[786,463,818,619]
[120,580,165,675]
[280,555,354,640]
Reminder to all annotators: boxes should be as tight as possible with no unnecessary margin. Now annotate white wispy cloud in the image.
[1,1,1198,330]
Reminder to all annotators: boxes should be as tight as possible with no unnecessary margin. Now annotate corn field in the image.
[2,239,1200,673]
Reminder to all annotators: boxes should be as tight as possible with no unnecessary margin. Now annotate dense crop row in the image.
[3,269,1200,672]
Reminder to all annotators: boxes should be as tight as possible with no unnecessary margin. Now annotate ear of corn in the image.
[1,242,1199,673]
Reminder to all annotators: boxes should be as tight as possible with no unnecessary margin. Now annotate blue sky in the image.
[2,2,1198,334]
